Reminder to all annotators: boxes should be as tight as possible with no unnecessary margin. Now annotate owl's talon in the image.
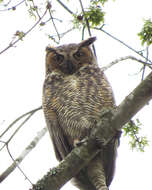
[74,138,88,147]
[95,137,105,149]
[74,139,80,147]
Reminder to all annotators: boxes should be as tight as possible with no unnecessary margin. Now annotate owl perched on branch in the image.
[42,37,120,190]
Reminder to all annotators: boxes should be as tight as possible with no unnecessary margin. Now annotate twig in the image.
[79,0,91,36]
[101,55,152,72]
[6,143,33,185]
[79,0,96,57]
[6,112,35,144]
[31,0,41,19]
[60,27,75,38]
[0,140,6,144]
[48,27,74,40]
[42,17,62,25]
[2,0,12,7]
[0,106,42,151]
[0,127,47,183]
[94,27,152,65]
[0,106,42,139]
[0,9,47,55]
[81,25,85,40]
[130,120,144,148]
[0,0,25,11]
[142,46,149,80]
[48,8,60,43]
[56,0,74,15]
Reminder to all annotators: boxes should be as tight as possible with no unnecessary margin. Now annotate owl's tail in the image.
[72,169,97,190]
[71,132,121,190]
[71,154,109,190]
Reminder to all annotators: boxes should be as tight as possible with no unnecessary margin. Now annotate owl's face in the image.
[45,37,96,75]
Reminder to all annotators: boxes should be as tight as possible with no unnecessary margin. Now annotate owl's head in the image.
[45,37,97,75]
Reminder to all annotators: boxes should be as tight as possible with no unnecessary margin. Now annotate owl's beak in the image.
[66,60,76,74]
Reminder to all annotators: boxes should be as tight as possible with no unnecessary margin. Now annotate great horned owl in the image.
[42,37,120,190]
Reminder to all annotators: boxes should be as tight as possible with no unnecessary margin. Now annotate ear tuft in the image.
[80,36,96,47]
[46,46,55,52]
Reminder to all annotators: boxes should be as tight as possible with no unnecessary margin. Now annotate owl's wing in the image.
[46,117,72,161]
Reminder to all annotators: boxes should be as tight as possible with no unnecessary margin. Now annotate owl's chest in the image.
[44,71,111,118]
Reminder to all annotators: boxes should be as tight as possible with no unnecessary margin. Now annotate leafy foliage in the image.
[72,0,108,29]
[123,119,148,152]
[28,5,38,19]
[91,0,108,6]
[72,14,84,29]
[15,31,25,40]
[138,19,152,46]
[73,4,105,29]
[85,5,105,27]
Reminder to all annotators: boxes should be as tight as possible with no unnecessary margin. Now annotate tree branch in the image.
[79,0,96,57]
[94,27,152,65]
[0,127,47,183]
[6,143,33,185]
[101,55,152,72]
[0,0,25,11]
[141,46,149,80]
[56,0,74,15]
[48,8,60,43]
[0,106,42,152]
[32,71,152,190]
[0,106,42,139]
[0,9,47,55]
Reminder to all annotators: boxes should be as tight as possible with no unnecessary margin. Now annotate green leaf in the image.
[123,119,148,152]
[90,0,108,6]
[15,31,25,40]
[138,18,152,46]
[28,5,37,19]
[85,5,105,27]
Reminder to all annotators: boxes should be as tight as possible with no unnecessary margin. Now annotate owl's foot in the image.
[95,129,122,149]
[73,138,88,147]
[94,137,105,150]
[73,139,80,147]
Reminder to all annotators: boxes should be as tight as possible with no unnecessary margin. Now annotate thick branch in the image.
[94,71,152,144]
[32,72,152,190]
[33,138,99,190]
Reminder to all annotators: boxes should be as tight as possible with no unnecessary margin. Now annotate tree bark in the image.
[32,71,152,190]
